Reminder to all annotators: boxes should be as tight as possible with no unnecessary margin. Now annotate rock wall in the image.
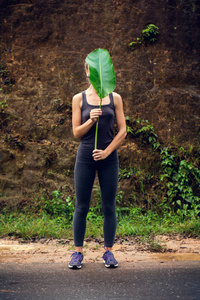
[0,0,200,205]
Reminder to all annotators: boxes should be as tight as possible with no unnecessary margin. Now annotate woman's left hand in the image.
[92,149,108,161]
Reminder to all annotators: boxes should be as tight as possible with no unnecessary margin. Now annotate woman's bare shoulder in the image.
[112,92,122,106]
[72,92,82,102]
[72,92,83,108]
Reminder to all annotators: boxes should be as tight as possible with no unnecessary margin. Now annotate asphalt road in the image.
[0,261,200,300]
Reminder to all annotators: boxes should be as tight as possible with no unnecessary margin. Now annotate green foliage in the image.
[0,64,10,78]
[0,98,7,112]
[87,186,130,220]
[87,185,102,221]
[142,24,159,43]
[119,166,134,180]
[129,24,159,51]
[116,190,131,217]
[160,147,200,210]
[125,116,134,135]
[117,206,200,237]
[0,187,199,239]
[135,123,160,150]
[1,204,200,240]
[0,97,9,129]
[0,86,7,113]
[125,116,200,217]
[1,207,199,240]
[42,190,74,220]
[129,38,142,51]
[0,212,73,239]
[126,117,161,150]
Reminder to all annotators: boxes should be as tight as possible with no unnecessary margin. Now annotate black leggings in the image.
[73,161,119,247]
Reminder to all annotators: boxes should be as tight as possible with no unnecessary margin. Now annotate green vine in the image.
[160,147,200,209]
[126,117,160,149]
[125,116,200,212]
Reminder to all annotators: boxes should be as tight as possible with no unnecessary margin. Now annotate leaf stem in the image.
[94,119,99,150]
[94,98,102,150]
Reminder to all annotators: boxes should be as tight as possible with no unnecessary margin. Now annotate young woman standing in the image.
[69,62,127,269]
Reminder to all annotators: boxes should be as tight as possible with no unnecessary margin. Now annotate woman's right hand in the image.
[90,108,102,123]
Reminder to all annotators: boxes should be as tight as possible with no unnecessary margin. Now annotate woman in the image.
[69,62,127,269]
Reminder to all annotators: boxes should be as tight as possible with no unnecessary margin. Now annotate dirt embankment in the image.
[0,0,200,205]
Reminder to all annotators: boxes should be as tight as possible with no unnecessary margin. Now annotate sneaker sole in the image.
[103,260,118,268]
[68,264,82,269]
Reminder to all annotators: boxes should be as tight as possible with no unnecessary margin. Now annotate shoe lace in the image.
[70,252,82,263]
[103,250,116,262]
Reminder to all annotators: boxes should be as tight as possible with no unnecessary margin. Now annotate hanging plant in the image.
[86,48,116,149]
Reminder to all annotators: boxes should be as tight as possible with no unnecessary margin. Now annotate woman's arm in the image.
[72,93,102,139]
[92,93,127,161]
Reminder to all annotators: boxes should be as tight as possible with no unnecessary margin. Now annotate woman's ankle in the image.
[104,246,112,252]
[75,247,83,253]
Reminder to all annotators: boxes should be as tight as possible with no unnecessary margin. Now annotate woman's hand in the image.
[92,149,109,161]
[90,108,102,123]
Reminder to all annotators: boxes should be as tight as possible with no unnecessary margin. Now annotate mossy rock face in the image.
[0,0,200,205]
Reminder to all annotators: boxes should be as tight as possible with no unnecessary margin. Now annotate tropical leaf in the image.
[85,48,116,149]
[85,48,116,99]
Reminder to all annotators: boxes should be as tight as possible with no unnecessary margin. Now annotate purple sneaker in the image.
[68,252,83,269]
[103,250,118,268]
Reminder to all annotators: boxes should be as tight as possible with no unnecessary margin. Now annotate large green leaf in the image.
[85,48,116,99]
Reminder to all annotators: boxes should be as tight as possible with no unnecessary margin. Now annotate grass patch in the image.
[0,212,73,240]
[0,189,199,241]
[116,209,200,237]
[1,208,199,241]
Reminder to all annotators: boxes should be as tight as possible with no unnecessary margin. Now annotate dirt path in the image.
[0,235,200,264]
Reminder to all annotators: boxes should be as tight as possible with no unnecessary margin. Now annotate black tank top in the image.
[81,91,115,148]
[76,91,118,164]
